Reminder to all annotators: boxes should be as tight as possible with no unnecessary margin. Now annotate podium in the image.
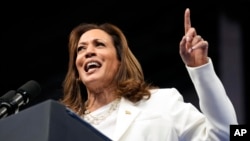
[0,99,111,141]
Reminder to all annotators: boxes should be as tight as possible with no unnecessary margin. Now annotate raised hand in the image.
[179,8,209,67]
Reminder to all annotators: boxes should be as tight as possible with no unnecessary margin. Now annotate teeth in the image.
[87,62,100,67]
[86,61,101,71]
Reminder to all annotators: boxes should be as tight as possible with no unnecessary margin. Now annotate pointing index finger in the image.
[184,8,191,34]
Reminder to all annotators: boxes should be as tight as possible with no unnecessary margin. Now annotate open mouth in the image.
[84,61,101,72]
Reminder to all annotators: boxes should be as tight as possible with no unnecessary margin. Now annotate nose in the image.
[85,46,96,58]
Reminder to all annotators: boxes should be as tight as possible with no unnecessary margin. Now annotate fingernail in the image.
[188,48,192,53]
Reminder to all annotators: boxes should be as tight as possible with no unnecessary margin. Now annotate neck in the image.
[85,87,118,113]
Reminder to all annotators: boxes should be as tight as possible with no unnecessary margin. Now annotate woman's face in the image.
[76,29,120,88]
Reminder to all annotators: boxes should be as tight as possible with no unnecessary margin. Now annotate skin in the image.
[179,8,209,67]
[75,29,120,112]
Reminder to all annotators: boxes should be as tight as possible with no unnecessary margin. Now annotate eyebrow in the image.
[78,38,106,45]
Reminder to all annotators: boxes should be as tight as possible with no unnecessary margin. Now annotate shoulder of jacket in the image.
[149,88,184,101]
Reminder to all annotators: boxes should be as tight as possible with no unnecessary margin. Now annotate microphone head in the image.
[16,80,41,104]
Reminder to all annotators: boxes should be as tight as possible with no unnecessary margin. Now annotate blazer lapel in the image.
[113,97,141,141]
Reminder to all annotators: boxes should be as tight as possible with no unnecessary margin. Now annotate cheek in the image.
[75,55,84,69]
[108,59,120,73]
[110,53,120,70]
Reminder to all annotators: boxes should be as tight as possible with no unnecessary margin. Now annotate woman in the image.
[60,8,238,141]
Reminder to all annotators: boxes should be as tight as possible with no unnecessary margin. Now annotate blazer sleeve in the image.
[185,57,238,140]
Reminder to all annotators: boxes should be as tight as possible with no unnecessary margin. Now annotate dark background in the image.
[0,1,248,124]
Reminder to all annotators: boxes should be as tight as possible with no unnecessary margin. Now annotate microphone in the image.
[0,90,16,102]
[0,90,16,118]
[0,80,41,119]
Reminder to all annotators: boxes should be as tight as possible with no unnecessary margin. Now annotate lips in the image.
[84,61,101,72]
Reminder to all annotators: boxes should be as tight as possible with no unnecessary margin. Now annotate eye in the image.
[95,42,105,47]
[77,46,86,52]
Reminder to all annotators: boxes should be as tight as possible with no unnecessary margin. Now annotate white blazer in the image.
[84,58,238,141]
[110,58,238,141]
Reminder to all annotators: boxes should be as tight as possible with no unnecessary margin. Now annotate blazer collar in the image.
[112,97,141,141]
